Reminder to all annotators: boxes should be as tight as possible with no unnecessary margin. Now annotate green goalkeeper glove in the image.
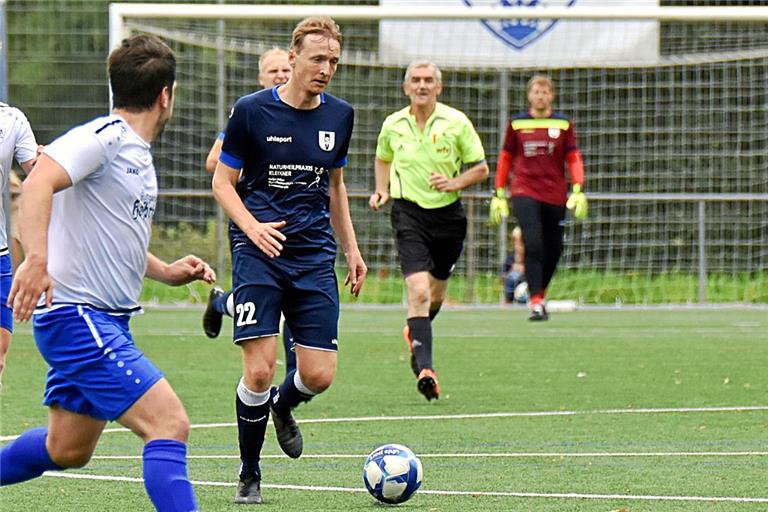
[489,188,510,226]
[566,184,588,220]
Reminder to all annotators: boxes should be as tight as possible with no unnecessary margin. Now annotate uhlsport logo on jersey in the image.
[318,131,335,152]
[463,0,577,50]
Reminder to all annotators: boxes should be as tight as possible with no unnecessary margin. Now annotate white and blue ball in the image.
[363,444,422,504]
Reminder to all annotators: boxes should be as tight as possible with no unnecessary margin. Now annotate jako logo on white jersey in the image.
[266,135,293,143]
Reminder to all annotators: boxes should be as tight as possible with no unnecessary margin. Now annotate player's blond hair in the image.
[290,16,342,52]
[527,74,554,94]
[258,47,289,73]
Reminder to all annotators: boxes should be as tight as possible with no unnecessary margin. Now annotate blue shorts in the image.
[232,246,339,351]
[33,305,164,421]
[1,252,12,332]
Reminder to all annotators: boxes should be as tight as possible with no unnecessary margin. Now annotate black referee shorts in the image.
[390,199,467,280]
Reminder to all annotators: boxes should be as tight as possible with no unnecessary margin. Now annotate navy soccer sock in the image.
[213,290,233,317]
[407,317,433,371]
[235,378,270,479]
[0,427,64,485]
[271,369,315,416]
[143,439,198,512]
[283,324,297,375]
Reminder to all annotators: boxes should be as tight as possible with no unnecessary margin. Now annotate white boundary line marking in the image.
[3,405,767,441]
[87,451,768,460]
[41,472,768,503]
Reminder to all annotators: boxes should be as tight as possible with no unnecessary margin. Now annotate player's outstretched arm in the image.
[329,168,367,297]
[204,137,223,174]
[145,253,216,286]
[7,155,73,321]
[212,160,286,258]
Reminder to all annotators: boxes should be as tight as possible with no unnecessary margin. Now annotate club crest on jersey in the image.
[318,131,335,152]
[548,128,561,139]
[462,0,577,50]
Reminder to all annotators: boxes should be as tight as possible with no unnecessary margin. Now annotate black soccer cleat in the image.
[234,475,262,504]
[270,388,303,458]
[417,368,441,401]
[528,303,549,322]
[203,286,225,338]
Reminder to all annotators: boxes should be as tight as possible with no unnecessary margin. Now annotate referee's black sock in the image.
[429,302,443,322]
[407,316,433,370]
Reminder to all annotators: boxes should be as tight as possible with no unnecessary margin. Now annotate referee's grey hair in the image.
[404,61,442,83]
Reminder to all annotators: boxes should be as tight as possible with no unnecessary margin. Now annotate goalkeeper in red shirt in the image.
[489,75,587,321]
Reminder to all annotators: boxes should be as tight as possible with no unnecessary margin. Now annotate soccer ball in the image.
[513,281,529,303]
[362,444,423,504]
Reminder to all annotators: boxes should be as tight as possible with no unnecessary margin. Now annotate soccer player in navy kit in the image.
[491,75,588,320]
[212,16,367,504]
[201,48,299,378]
[1,35,213,512]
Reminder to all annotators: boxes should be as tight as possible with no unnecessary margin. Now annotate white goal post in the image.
[109,3,768,305]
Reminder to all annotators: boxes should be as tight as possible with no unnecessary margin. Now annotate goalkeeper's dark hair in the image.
[108,34,176,112]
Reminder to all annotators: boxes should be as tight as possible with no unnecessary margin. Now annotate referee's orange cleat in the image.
[402,325,419,376]
[417,368,440,401]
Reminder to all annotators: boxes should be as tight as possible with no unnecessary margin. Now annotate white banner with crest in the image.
[379,0,659,68]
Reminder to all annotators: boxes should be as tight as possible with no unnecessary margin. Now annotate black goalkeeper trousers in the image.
[511,195,566,297]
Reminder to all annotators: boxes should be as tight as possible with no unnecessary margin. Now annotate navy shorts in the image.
[390,199,467,280]
[1,252,12,332]
[231,246,339,351]
[33,305,164,421]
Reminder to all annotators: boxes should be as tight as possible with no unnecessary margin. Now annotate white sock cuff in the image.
[237,378,270,406]
[293,371,317,396]
[225,293,235,317]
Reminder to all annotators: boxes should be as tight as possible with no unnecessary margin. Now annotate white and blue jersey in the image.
[220,86,354,266]
[0,103,38,251]
[41,114,157,313]
[32,115,163,420]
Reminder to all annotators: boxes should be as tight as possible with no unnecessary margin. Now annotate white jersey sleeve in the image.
[13,110,38,165]
[44,122,119,185]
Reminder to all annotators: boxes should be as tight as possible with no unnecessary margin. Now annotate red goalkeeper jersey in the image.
[496,112,580,206]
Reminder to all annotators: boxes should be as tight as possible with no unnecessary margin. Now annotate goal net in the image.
[111,3,768,305]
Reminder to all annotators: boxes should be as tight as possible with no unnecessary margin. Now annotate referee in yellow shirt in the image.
[369,61,489,401]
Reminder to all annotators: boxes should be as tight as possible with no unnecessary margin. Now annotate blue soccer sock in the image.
[282,324,297,375]
[235,378,270,479]
[407,317,433,371]
[213,290,233,317]
[0,427,64,485]
[143,439,198,512]
[272,369,316,415]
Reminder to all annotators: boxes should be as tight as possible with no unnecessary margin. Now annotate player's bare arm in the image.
[8,154,73,322]
[329,167,367,296]
[429,160,489,193]
[368,157,391,210]
[145,253,216,285]
[212,159,286,258]
[205,137,223,174]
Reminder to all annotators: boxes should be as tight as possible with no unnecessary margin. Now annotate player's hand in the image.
[566,184,588,220]
[7,256,53,322]
[246,220,287,258]
[429,172,457,192]
[343,249,367,297]
[163,255,216,286]
[488,188,510,226]
[368,191,390,210]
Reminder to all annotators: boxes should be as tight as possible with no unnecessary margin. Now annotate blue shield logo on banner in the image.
[463,0,577,50]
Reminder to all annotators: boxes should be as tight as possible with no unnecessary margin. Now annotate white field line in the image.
[88,451,768,460]
[2,405,767,441]
[41,472,768,503]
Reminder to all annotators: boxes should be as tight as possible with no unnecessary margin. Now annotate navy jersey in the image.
[221,87,354,265]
